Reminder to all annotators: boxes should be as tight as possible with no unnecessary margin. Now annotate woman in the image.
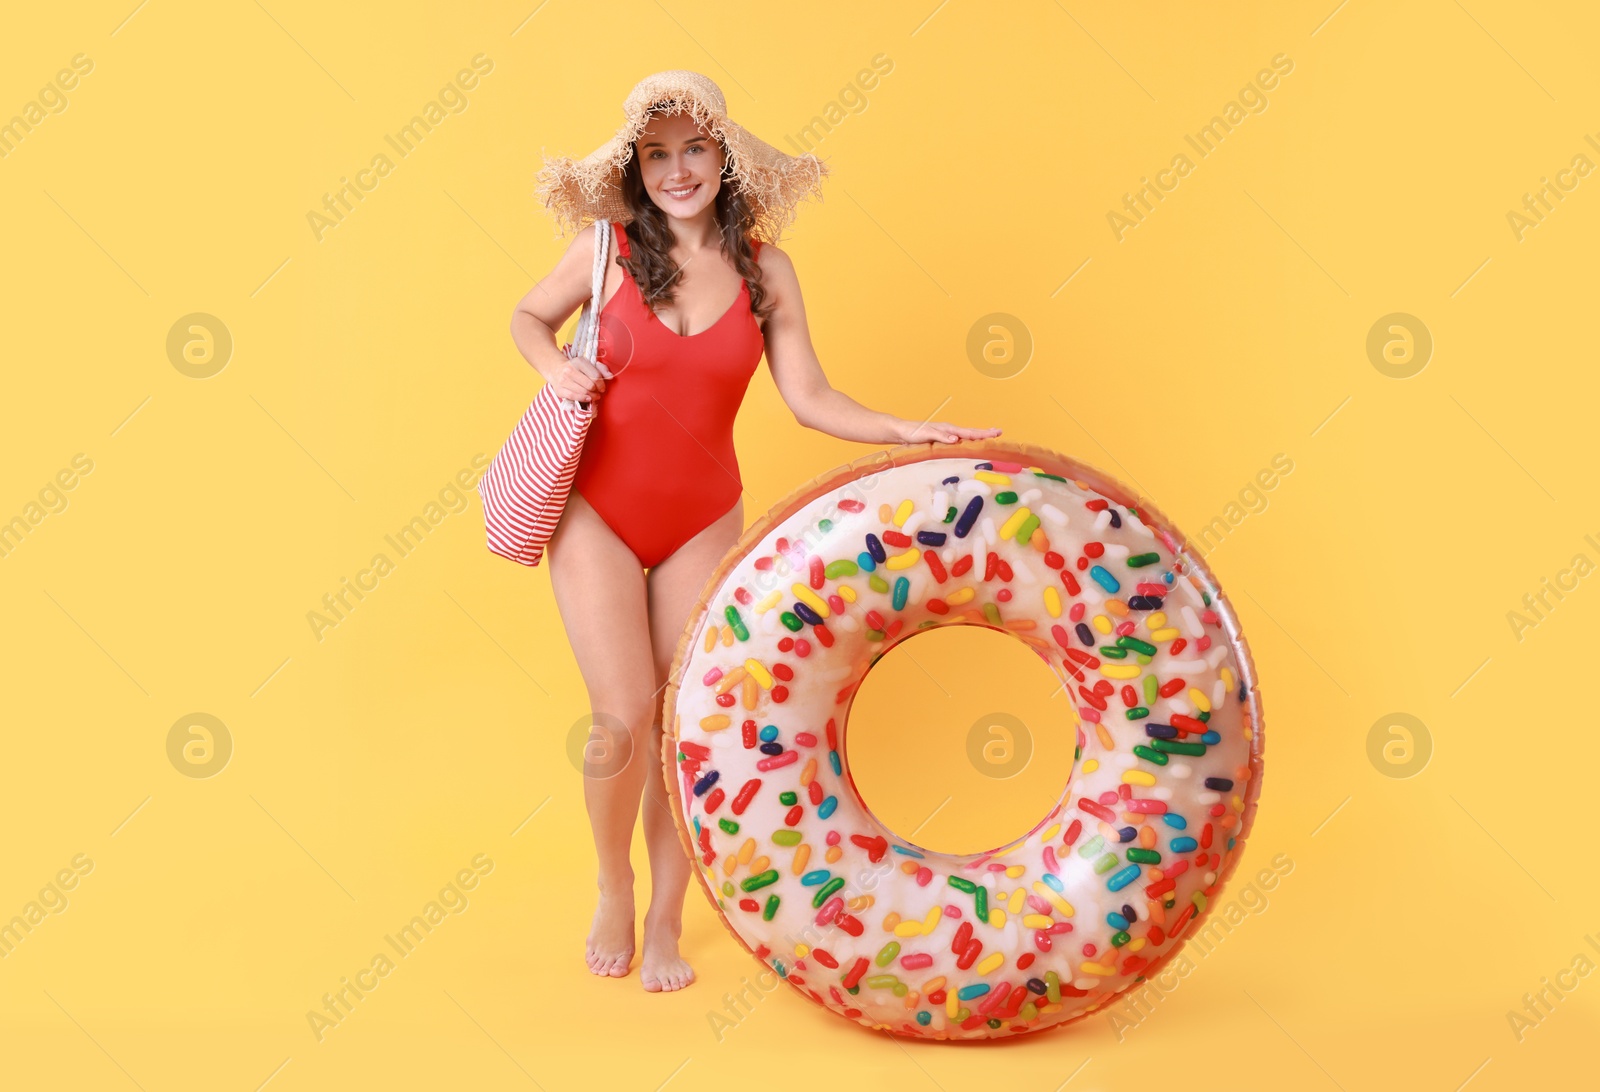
[510,71,1001,992]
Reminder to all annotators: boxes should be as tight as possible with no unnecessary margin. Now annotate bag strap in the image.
[559,219,613,411]
[579,219,611,363]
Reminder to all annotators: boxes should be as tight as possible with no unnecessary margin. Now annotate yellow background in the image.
[2,1,1595,1088]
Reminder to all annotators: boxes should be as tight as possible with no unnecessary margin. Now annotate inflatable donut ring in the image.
[661,441,1265,1040]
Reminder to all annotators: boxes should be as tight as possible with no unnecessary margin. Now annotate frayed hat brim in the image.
[534,70,828,243]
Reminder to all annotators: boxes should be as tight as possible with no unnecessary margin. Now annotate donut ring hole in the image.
[843,623,1079,860]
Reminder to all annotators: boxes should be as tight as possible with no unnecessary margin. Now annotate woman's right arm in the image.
[509,223,609,404]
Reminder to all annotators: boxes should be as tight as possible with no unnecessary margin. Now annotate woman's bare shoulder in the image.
[754,239,797,283]
[514,223,604,327]
[550,223,606,288]
[570,221,600,260]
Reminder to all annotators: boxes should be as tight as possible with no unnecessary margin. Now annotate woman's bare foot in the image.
[640,907,695,992]
[586,877,635,977]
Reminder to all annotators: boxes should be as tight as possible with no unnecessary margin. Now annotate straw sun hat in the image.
[533,70,829,243]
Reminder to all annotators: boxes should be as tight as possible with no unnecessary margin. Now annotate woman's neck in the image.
[665,210,722,254]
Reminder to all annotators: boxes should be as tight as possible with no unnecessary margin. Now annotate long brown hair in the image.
[617,114,773,327]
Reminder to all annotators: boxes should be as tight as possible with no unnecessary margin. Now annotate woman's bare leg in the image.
[546,490,656,978]
[638,496,745,992]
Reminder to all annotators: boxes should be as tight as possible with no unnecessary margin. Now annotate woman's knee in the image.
[575,698,661,780]
[585,693,662,738]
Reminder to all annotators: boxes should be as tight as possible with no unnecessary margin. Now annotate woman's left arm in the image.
[759,245,1002,445]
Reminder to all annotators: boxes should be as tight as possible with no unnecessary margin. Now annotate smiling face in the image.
[635,110,725,221]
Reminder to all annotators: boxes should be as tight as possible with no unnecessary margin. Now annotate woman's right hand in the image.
[548,354,613,404]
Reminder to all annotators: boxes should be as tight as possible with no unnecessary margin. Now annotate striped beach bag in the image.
[478,219,614,567]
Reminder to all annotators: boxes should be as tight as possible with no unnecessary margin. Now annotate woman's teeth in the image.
[664,184,700,200]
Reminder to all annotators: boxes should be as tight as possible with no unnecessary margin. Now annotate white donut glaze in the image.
[665,449,1264,1039]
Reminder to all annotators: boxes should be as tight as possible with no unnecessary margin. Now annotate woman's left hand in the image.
[894,419,1004,444]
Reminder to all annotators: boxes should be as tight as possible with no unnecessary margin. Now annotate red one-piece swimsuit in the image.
[570,220,766,568]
